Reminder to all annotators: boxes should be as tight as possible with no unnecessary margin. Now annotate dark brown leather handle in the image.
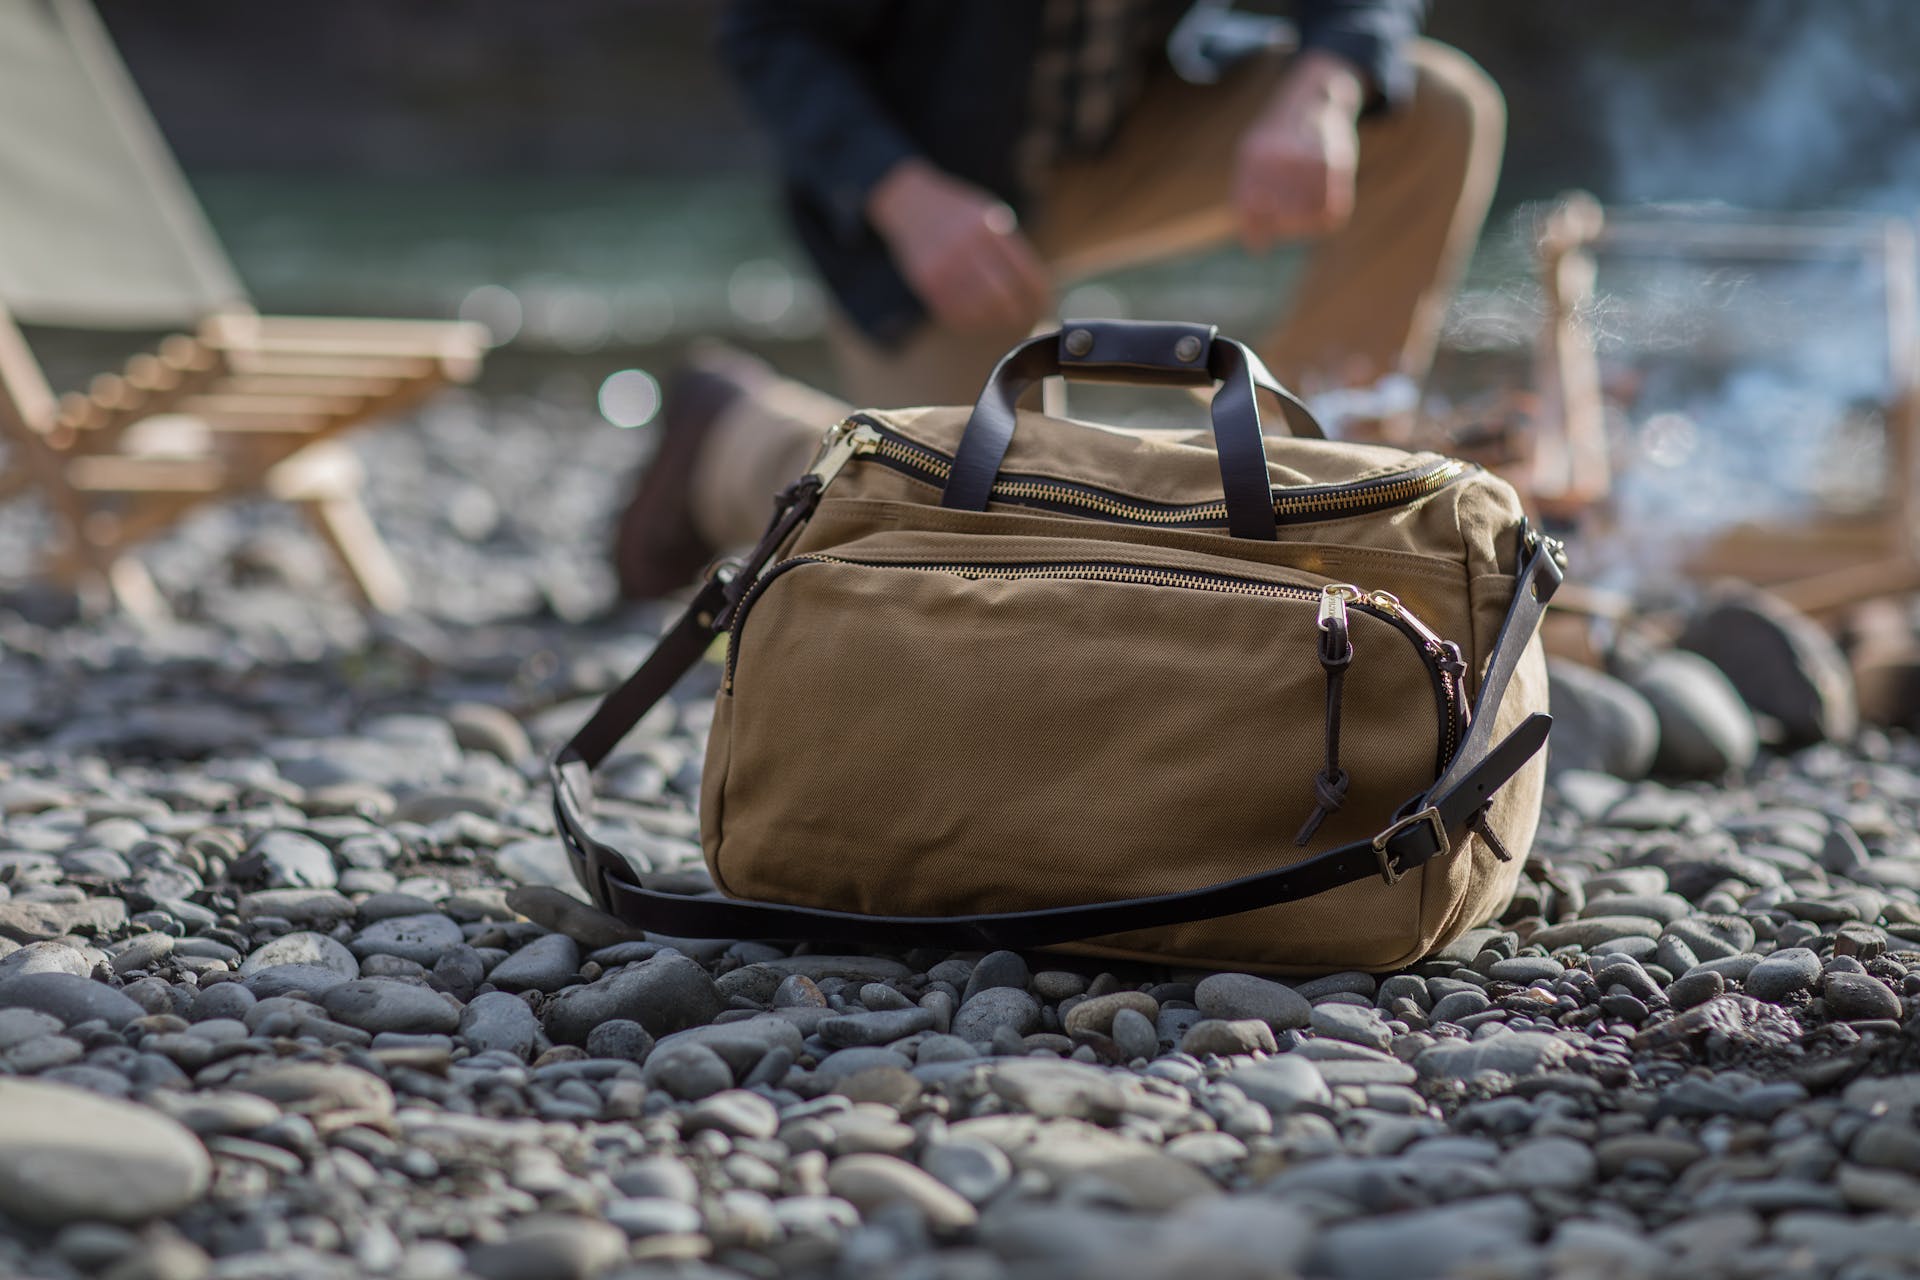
[939,321,1327,542]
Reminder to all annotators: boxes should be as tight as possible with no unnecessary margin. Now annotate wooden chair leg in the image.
[298,492,409,614]
[268,440,409,613]
[105,554,170,625]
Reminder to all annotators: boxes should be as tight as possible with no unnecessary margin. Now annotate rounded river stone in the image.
[0,1079,210,1225]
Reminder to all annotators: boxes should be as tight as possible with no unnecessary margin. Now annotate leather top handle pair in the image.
[940,320,1328,541]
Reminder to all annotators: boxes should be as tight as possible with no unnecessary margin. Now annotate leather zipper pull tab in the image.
[1468,808,1512,862]
[1297,590,1357,846]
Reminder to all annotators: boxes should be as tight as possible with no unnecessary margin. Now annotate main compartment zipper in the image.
[725,555,1467,775]
[829,415,1470,528]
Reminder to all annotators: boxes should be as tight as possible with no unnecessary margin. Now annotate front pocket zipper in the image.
[725,555,1468,776]
[831,416,1471,528]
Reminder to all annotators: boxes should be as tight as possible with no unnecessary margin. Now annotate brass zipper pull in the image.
[1318,583,1362,632]
[1367,588,1466,675]
[1365,590,1447,650]
[806,419,882,491]
[1367,588,1468,758]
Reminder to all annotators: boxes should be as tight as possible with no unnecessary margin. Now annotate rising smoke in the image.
[1597,1,1920,212]
[1578,1,1920,593]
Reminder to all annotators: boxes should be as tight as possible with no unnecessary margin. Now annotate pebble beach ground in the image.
[8,390,1920,1280]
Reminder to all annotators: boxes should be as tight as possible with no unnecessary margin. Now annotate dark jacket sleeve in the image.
[716,1,921,241]
[1294,0,1425,111]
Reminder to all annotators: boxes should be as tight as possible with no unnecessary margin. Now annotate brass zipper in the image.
[817,557,1323,600]
[1358,588,1467,764]
[833,416,1470,528]
[724,555,1465,772]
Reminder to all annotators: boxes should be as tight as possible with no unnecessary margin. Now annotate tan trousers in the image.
[692,39,1505,550]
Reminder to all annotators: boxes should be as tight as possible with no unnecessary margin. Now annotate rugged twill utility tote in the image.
[554,321,1562,972]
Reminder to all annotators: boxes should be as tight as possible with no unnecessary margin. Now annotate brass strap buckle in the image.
[1371,806,1447,885]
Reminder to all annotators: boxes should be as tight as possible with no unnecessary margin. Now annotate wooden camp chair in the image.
[0,0,487,616]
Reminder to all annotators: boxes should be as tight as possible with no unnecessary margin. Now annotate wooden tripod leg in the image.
[1532,192,1610,518]
[0,462,35,502]
[297,492,409,614]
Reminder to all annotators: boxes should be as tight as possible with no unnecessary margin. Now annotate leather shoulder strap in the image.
[553,506,1564,949]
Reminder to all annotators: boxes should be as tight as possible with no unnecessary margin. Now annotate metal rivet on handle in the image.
[1174,334,1204,363]
[1064,328,1094,357]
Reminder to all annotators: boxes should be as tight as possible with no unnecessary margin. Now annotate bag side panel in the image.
[1415,570,1547,958]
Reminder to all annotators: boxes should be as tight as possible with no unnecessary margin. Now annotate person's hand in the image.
[866,158,1052,333]
[1231,50,1365,254]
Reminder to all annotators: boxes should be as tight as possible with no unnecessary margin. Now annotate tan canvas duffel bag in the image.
[555,321,1562,973]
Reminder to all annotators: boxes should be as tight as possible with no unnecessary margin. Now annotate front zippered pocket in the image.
[833,415,1471,529]
[725,554,1467,776]
[702,541,1469,962]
